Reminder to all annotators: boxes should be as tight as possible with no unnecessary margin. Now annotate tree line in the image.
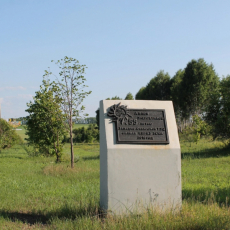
[103,58,230,142]
[134,58,230,140]
[4,57,228,166]
[26,57,230,166]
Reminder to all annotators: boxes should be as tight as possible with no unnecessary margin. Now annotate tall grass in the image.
[0,136,230,229]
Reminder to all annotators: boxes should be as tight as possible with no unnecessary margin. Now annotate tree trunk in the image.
[56,133,60,163]
[56,153,60,163]
[70,115,74,168]
[54,141,59,163]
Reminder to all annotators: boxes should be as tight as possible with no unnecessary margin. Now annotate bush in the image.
[0,119,22,150]
[179,115,210,144]
[73,124,99,143]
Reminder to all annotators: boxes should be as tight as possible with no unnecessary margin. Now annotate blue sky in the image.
[1,0,230,119]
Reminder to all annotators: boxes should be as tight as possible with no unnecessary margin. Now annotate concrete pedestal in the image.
[100,100,181,214]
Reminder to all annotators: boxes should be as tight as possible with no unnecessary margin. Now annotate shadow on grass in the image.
[0,211,48,225]
[0,203,103,226]
[82,155,100,161]
[0,155,24,159]
[181,145,230,159]
[183,186,230,206]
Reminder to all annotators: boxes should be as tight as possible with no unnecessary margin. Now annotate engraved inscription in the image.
[107,103,169,144]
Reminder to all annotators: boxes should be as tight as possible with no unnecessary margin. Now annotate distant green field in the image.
[15,125,27,142]
[73,123,90,129]
[16,124,91,142]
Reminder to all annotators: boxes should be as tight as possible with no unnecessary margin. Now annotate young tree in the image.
[47,57,91,168]
[26,79,66,162]
[125,92,134,100]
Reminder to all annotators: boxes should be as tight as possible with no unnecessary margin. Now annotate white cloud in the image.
[29,86,39,89]
[1,94,33,103]
[0,98,3,103]
[0,86,26,91]
[0,94,34,119]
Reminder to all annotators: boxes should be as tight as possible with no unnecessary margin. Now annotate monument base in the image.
[100,100,181,214]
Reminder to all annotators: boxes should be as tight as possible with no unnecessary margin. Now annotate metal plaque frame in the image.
[107,103,169,144]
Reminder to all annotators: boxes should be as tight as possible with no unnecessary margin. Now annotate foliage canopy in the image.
[47,56,92,168]
[205,75,230,140]
[179,58,219,119]
[0,119,21,150]
[135,70,171,100]
[125,92,134,100]
[26,79,66,162]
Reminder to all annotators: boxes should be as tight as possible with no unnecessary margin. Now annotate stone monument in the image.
[100,100,181,214]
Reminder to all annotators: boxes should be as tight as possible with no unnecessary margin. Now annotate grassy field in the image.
[0,129,230,229]
[73,123,90,129]
[17,124,90,143]
[15,125,27,142]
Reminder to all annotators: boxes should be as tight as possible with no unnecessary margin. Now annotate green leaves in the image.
[135,70,171,100]
[45,56,91,168]
[125,92,134,100]
[26,79,67,162]
[0,119,21,150]
[179,58,219,119]
[205,75,230,139]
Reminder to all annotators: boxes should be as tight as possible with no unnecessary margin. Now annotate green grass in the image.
[73,123,90,129]
[0,143,100,229]
[0,138,230,229]
[181,138,230,206]
[14,125,27,142]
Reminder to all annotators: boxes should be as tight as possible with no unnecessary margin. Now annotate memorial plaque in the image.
[107,103,169,144]
[101,100,181,214]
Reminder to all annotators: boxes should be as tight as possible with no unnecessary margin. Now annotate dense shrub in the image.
[73,124,99,143]
[0,118,22,150]
[179,115,210,144]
